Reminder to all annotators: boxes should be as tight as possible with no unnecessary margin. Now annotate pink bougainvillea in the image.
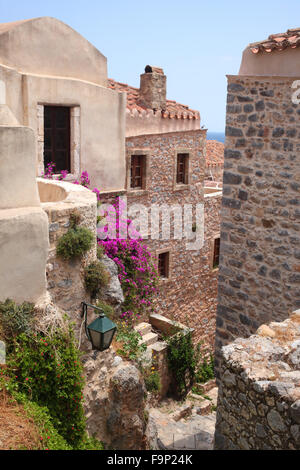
[98,197,159,324]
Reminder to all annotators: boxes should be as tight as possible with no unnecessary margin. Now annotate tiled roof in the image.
[206,140,224,167]
[108,78,200,120]
[249,28,300,54]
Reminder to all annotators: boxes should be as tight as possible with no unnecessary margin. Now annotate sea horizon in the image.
[206,131,225,143]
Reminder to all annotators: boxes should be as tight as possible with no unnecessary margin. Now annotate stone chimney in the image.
[139,65,167,111]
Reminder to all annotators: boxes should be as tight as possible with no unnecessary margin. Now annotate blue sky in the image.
[1,0,300,131]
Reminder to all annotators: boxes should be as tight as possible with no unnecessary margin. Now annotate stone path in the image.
[149,408,216,450]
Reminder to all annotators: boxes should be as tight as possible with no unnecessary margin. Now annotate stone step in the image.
[140,331,159,346]
[135,322,152,337]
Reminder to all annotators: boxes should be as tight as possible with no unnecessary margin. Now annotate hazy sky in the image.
[1,0,300,131]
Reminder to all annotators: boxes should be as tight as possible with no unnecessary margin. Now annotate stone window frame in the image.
[37,104,81,179]
[210,233,221,271]
[126,149,151,195]
[173,148,193,191]
[156,247,172,282]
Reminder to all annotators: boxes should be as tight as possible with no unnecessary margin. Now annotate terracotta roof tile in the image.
[108,78,200,120]
[206,140,224,167]
[249,28,300,54]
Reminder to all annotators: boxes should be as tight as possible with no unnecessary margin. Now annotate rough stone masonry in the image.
[215,309,300,450]
[215,75,300,377]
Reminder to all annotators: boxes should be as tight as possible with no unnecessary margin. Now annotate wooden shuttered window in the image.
[158,252,170,278]
[213,238,220,269]
[44,106,71,173]
[130,155,146,189]
[176,153,189,185]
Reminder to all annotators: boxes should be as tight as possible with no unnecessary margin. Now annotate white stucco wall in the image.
[0,207,49,303]
[0,16,127,193]
[239,46,300,77]
[0,17,108,86]
[0,126,40,209]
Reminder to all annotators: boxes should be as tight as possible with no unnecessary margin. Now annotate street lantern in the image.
[81,302,117,351]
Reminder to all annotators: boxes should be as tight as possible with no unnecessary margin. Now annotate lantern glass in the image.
[103,329,116,350]
[88,328,102,350]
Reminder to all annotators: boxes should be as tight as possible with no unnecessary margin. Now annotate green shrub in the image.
[115,322,146,361]
[195,353,215,384]
[7,327,86,447]
[84,261,110,299]
[0,299,34,344]
[144,370,161,393]
[95,300,114,319]
[0,376,104,450]
[166,330,197,398]
[15,392,72,450]
[56,226,94,260]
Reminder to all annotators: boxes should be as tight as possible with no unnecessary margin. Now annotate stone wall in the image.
[83,350,149,450]
[101,130,221,351]
[215,75,300,376]
[215,309,300,450]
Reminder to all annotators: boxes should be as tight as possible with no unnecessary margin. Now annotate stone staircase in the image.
[135,322,159,347]
[135,322,161,365]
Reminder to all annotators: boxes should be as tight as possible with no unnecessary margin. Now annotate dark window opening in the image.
[213,238,220,269]
[158,252,170,278]
[130,155,146,189]
[176,153,189,185]
[44,106,71,173]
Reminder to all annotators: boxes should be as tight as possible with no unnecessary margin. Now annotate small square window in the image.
[176,153,189,185]
[158,252,170,278]
[213,238,220,269]
[130,155,146,189]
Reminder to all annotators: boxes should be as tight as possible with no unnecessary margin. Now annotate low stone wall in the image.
[215,309,300,450]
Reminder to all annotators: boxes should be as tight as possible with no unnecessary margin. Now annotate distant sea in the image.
[207,132,225,143]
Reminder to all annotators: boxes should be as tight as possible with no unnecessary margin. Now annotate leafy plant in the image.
[195,353,215,384]
[84,261,110,299]
[14,391,73,450]
[7,327,86,447]
[56,226,94,260]
[0,375,104,450]
[0,299,34,344]
[144,370,161,393]
[166,329,197,398]
[115,322,146,361]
